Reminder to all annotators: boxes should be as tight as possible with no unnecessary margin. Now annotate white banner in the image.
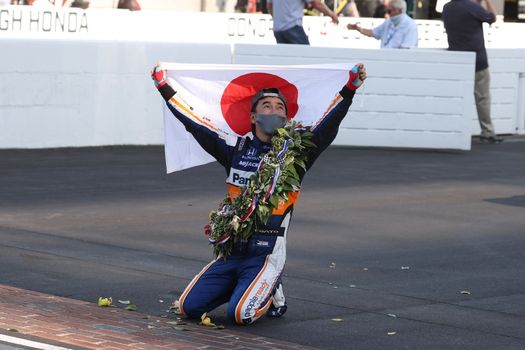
[161,63,355,173]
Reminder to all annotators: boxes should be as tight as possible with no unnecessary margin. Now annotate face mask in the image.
[390,13,402,25]
[255,114,286,135]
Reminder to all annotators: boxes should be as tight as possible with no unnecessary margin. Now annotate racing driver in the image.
[152,63,367,325]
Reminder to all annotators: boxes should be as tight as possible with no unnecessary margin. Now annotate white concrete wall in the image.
[479,49,525,135]
[233,44,476,150]
[519,74,525,134]
[0,39,480,150]
[233,45,525,139]
[0,39,232,148]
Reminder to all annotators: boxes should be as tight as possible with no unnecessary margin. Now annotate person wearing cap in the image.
[152,63,367,325]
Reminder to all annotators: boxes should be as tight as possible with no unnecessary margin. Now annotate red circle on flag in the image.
[220,73,299,135]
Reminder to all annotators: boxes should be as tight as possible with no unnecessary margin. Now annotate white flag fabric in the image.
[161,63,355,173]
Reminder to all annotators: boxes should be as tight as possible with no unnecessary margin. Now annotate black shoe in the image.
[480,135,504,143]
[266,281,287,318]
[267,303,287,318]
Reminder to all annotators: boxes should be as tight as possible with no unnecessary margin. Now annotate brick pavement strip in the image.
[0,284,317,350]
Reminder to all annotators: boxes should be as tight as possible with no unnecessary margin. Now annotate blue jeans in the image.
[273,25,310,45]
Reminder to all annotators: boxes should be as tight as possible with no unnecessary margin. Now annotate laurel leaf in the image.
[125,304,137,311]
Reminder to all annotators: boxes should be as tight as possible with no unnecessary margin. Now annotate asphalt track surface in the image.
[1,138,524,350]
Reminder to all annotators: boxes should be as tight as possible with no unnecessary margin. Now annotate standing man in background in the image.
[442,0,504,143]
[346,0,418,48]
[267,0,339,45]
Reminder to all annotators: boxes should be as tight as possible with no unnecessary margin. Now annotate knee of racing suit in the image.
[180,295,207,319]
[227,295,272,325]
[227,302,254,325]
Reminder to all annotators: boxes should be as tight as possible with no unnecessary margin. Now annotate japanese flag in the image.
[160,63,355,173]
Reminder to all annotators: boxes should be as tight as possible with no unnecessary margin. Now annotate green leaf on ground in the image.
[125,304,137,311]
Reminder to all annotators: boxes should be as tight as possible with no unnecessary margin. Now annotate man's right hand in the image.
[151,64,168,89]
[329,12,340,25]
[312,0,339,25]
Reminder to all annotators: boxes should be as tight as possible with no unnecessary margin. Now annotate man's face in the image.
[386,5,401,17]
[250,96,287,135]
[252,97,287,118]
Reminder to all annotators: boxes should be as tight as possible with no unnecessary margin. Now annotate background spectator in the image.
[118,0,140,11]
[373,3,387,17]
[71,0,88,8]
[267,0,339,45]
[442,0,504,143]
[235,0,248,12]
[347,0,418,48]
[325,0,360,17]
[257,0,268,13]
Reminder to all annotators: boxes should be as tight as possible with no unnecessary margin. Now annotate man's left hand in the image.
[151,64,168,89]
[346,63,367,91]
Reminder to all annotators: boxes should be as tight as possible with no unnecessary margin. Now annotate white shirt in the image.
[372,13,419,49]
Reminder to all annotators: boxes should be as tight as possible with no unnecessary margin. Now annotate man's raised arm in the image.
[305,64,366,169]
[152,64,234,168]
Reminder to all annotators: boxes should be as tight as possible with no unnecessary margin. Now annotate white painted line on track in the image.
[501,138,525,143]
[0,334,72,350]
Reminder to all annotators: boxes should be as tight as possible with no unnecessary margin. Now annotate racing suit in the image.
[157,82,356,325]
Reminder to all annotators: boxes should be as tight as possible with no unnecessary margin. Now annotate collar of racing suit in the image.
[252,134,272,149]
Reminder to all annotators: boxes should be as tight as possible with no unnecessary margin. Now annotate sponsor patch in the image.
[243,280,271,319]
[238,160,259,168]
[227,168,255,186]
[256,240,269,247]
